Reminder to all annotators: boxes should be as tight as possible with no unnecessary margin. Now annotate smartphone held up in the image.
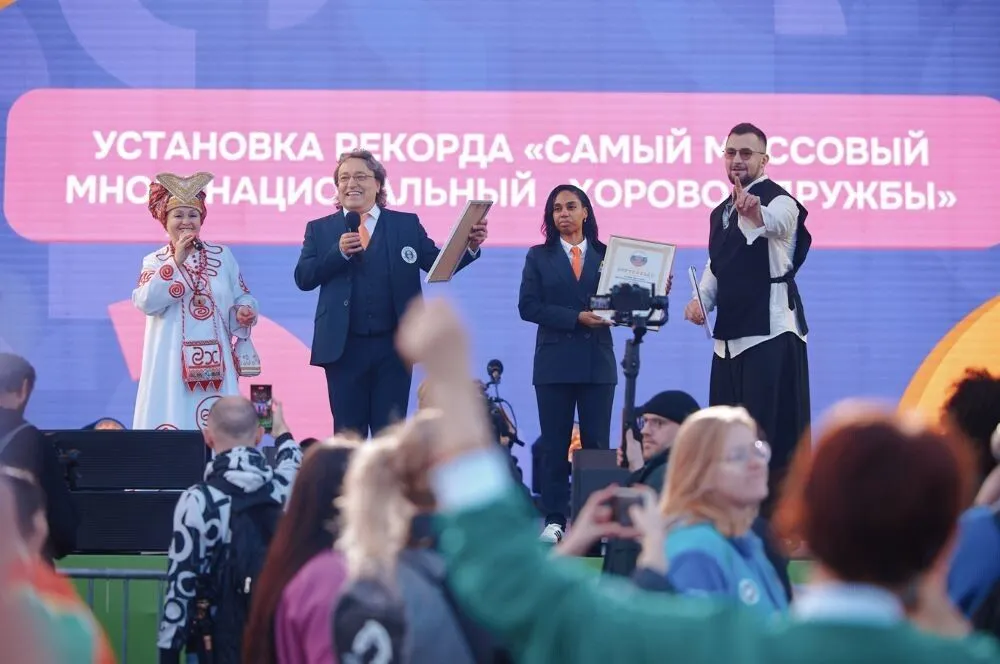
[610,487,645,528]
[251,384,273,433]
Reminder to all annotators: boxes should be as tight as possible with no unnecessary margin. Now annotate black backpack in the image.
[970,504,1000,639]
[198,477,283,664]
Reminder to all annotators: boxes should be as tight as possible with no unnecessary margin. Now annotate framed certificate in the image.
[425,199,493,283]
[594,235,676,329]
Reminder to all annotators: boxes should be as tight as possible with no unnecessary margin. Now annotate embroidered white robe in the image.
[131,242,258,430]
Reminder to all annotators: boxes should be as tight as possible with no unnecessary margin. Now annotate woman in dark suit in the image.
[518,184,616,543]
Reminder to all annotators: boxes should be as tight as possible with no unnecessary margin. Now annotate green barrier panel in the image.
[60,555,167,664]
[60,553,812,663]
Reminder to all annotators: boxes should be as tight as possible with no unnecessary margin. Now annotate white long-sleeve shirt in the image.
[694,175,807,359]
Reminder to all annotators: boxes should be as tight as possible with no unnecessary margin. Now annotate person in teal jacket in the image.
[665,521,788,616]
[392,298,998,664]
[656,405,788,616]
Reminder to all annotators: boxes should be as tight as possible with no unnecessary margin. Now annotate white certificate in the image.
[425,199,493,283]
[594,235,675,329]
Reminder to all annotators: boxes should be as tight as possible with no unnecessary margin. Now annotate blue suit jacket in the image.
[518,242,617,385]
[294,208,478,366]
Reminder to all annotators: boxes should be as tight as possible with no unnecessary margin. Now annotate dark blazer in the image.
[294,208,478,366]
[518,242,617,386]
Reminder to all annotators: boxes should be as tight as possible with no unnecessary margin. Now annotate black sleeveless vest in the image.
[708,178,810,341]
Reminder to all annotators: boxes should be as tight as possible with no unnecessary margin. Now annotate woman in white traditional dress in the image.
[132,172,260,431]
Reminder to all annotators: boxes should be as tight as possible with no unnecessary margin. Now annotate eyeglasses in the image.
[723,439,771,465]
[337,174,374,185]
[635,416,671,432]
[724,148,766,160]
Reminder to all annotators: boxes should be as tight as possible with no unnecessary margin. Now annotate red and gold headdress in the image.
[147,172,213,225]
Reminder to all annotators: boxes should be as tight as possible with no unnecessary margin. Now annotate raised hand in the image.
[553,484,640,557]
[733,177,763,226]
[396,298,489,461]
[397,298,471,379]
[270,399,291,439]
[173,231,198,264]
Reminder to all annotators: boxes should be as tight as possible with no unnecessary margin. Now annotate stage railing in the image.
[63,568,167,664]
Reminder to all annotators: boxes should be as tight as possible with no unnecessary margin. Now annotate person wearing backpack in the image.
[336,411,513,664]
[157,397,303,664]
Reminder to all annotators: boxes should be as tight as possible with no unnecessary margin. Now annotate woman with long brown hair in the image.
[243,439,357,664]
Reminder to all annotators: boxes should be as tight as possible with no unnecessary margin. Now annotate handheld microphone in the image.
[192,238,204,251]
[487,359,504,384]
[344,211,363,261]
[345,210,362,233]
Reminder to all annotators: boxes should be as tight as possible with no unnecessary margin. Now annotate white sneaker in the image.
[539,523,564,544]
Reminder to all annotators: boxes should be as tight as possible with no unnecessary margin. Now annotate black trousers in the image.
[709,331,810,516]
[535,383,615,526]
[324,332,412,439]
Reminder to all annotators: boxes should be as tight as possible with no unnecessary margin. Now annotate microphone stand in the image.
[619,320,648,470]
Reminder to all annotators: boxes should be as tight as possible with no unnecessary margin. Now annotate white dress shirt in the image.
[560,237,588,262]
[793,583,905,625]
[693,174,806,359]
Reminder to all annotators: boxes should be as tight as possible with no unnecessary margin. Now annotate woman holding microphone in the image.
[131,172,260,430]
[518,184,615,543]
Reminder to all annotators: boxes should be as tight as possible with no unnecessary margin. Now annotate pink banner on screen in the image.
[4,89,998,248]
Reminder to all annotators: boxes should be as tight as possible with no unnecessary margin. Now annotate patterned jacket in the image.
[157,435,302,656]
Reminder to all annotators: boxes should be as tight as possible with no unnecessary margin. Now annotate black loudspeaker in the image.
[72,490,185,554]
[570,449,630,520]
[43,429,209,490]
[41,430,209,554]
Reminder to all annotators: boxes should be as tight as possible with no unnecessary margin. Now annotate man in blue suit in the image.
[294,149,487,437]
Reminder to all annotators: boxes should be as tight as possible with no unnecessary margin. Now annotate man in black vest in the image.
[684,123,811,514]
[294,150,488,438]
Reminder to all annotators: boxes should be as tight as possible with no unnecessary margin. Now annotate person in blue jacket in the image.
[659,405,789,617]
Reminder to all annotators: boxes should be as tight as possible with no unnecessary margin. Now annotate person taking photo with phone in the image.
[158,396,302,664]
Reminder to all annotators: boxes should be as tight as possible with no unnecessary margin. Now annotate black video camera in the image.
[589,283,668,329]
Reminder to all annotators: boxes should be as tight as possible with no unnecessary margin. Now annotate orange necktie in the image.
[570,246,583,280]
[358,214,370,249]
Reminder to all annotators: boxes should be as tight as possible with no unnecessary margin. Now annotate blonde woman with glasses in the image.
[658,405,788,617]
